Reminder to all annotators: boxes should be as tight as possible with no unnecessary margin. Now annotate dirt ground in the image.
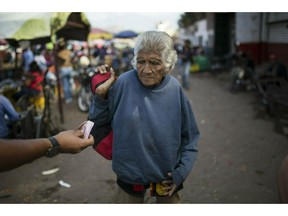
[0,70,288,205]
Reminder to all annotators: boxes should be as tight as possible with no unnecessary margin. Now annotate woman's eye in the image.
[151,61,160,66]
[137,60,145,64]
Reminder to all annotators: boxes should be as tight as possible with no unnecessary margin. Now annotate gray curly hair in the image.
[131,31,178,74]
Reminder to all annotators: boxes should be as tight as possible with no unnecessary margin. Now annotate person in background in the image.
[0,95,20,138]
[240,51,256,90]
[110,43,121,72]
[12,61,44,101]
[57,40,73,104]
[26,61,44,95]
[22,47,34,72]
[180,39,194,90]
[174,42,183,67]
[44,43,54,66]
[266,54,288,81]
[89,31,200,203]
[0,121,94,172]
[34,47,47,72]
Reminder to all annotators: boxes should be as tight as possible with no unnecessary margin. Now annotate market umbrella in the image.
[89,27,113,40]
[0,12,53,43]
[0,12,90,44]
[114,30,138,38]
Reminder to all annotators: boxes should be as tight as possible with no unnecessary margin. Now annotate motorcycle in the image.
[229,54,256,93]
[77,64,96,112]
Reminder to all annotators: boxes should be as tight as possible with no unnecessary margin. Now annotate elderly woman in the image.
[89,31,200,203]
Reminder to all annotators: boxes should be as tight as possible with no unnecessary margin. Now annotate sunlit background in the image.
[85,12,181,34]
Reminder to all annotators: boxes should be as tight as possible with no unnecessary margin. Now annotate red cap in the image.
[90,72,111,94]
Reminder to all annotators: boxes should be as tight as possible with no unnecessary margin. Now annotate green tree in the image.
[178,12,206,28]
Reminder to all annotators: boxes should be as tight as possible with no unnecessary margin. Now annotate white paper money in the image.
[82,120,94,139]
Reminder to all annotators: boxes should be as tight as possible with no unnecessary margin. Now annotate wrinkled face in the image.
[136,51,166,87]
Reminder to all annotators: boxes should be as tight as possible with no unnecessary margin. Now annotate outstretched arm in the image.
[0,123,94,172]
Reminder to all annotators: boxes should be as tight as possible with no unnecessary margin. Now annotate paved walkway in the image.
[179,71,287,203]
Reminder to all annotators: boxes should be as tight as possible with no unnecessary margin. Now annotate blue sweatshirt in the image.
[89,70,200,187]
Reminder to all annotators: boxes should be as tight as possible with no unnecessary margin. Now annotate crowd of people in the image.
[90,42,134,74]
[0,43,53,139]
[0,38,137,139]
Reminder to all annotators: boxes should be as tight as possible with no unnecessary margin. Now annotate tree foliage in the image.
[178,12,206,28]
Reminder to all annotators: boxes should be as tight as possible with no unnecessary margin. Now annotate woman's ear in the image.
[166,65,174,74]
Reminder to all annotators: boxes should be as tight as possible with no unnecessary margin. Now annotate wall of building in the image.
[192,20,208,48]
[236,13,262,64]
[177,12,288,66]
[236,13,261,43]
[237,13,288,65]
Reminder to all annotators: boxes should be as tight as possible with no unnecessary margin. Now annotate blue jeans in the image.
[60,67,73,102]
[182,61,191,89]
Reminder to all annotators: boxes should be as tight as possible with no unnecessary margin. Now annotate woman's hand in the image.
[161,172,177,196]
[95,64,117,100]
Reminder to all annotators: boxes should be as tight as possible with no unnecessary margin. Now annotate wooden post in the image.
[53,45,64,124]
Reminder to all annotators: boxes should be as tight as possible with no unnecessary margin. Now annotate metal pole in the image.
[53,45,64,124]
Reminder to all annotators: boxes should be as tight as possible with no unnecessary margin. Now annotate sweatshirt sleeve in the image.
[88,93,112,126]
[171,94,200,188]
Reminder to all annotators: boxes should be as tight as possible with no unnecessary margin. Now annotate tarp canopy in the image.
[0,12,91,45]
[54,12,91,42]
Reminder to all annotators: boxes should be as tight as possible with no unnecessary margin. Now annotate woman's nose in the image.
[143,63,152,73]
